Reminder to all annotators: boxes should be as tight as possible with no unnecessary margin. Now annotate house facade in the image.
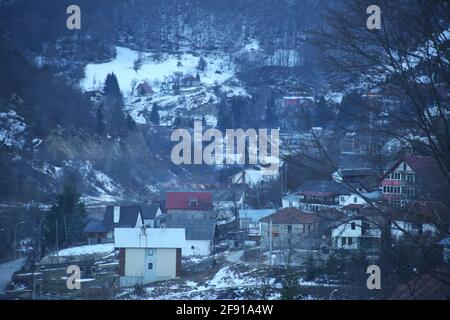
[331,216,382,251]
[259,207,320,250]
[389,201,450,240]
[238,209,276,237]
[165,191,214,219]
[114,227,185,287]
[296,180,350,213]
[165,218,216,256]
[381,155,440,206]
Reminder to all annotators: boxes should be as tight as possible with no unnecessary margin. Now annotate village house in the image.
[238,209,276,240]
[212,185,247,217]
[165,190,214,219]
[295,180,350,213]
[332,152,380,189]
[259,207,321,250]
[165,217,217,256]
[82,219,109,245]
[282,194,300,209]
[141,203,164,228]
[381,155,444,206]
[180,74,201,88]
[330,215,382,252]
[114,226,185,287]
[136,81,154,96]
[389,200,450,241]
[83,205,145,243]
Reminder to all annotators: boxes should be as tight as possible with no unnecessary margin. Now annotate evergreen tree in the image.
[197,56,207,72]
[150,103,160,125]
[265,96,277,128]
[127,113,136,131]
[304,254,317,281]
[103,73,126,134]
[43,182,86,248]
[96,104,105,135]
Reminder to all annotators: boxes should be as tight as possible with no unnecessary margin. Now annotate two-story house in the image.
[381,155,442,206]
[259,207,321,250]
[330,215,382,252]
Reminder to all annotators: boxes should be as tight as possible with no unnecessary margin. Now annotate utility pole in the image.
[269,220,273,266]
[55,219,59,265]
[14,221,25,259]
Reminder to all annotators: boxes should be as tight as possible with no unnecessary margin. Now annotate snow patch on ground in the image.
[54,243,115,257]
[0,110,26,149]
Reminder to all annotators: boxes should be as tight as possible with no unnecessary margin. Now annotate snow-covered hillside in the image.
[80,46,253,125]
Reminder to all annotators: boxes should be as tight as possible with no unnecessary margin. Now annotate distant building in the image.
[83,204,162,243]
[381,155,445,206]
[296,180,350,213]
[259,207,320,250]
[180,74,201,88]
[165,191,213,219]
[238,209,276,237]
[165,218,217,256]
[330,215,381,252]
[136,81,154,96]
[114,227,185,287]
[212,185,247,217]
[83,219,109,245]
[389,200,450,241]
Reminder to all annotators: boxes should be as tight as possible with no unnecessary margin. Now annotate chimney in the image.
[113,206,120,223]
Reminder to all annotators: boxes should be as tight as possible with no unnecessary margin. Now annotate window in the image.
[351,222,356,230]
[287,225,292,233]
[341,237,347,246]
[403,163,407,171]
[191,245,195,250]
[348,237,353,245]
[148,249,153,256]
[353,197,358,203]
[148,263,153,270]
[189,199,198,207]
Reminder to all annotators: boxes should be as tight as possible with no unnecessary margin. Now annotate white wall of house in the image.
[390,220,437,239]
[155,248,177,278]
[282,196,300,208]
[124,248,146,277]
[340,193,368,206]
[182,240,211,256]
[332,219,381,250]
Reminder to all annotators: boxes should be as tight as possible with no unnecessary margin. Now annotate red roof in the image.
[260,207,320,224]
[383,155,438,178]
[166,191,213,211]
[390,200,450,224]
[388,266,450,300]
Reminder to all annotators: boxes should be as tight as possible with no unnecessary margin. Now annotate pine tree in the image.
[304,254,317,281]
[150,103,160,125]
[43,182,86,248]
[197,56,207,72]
[103,73,126,134]
[96,104,105,135]
[127,113,136,131]
[265,96,277,128]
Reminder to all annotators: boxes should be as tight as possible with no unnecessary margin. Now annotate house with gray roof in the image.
[165,218,217,256]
